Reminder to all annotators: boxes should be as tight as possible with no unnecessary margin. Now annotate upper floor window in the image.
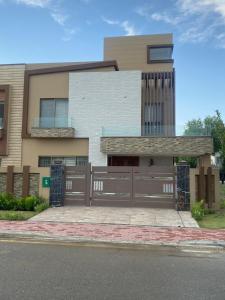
[40,98,68,128]
[0,102,4,129]
[147,45,173,63]
[0,89,5,129]
[144,103,164,136]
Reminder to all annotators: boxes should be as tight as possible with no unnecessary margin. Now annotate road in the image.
[0,240,225,300]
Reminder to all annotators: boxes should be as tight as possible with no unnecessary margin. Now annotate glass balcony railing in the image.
[101,125,212,137]
[32,117,74,129]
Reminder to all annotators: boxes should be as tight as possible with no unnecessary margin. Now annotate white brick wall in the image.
[69,71,142,166]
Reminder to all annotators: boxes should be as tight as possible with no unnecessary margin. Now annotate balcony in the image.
[31,117,75,138]
[101,125,212,137]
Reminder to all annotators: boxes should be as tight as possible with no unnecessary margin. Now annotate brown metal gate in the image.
[64,165,91,206]
[91,166,176,208]
[64,165,176,208]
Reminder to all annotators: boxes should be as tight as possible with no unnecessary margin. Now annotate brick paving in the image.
[0,221,225,245]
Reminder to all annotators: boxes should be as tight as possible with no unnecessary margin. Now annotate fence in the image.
[0,166,50,200]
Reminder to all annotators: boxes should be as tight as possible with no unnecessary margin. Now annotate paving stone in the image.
[30,207,199,228]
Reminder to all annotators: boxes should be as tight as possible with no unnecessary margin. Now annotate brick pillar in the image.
[50,164,65,207]
[22,166,30,197]
[177,161,190,211]
[6,166,14,194]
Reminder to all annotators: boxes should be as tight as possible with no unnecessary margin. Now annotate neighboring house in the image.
[0,33,213,202]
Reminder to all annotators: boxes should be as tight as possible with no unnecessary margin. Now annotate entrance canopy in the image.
[101,136,213,157]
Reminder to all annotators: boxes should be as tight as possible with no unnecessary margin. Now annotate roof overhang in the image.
[101,136,214,157]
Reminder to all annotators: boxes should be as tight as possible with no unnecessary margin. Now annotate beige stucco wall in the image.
[0,64,25,167]
[104,34,173,72]
[28,72,69,133]
[27,66,116,133]
[22,138,89,167]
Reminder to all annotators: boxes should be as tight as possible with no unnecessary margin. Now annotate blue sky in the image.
[0,0,225,125]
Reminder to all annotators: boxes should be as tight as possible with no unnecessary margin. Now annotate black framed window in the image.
[40,98,68,128]
[147,45,173,63]
[38,156,88,167]
[0,101,4,129]
[144,103,164,135]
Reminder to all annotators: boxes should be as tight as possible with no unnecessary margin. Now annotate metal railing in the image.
[101,125,212,137]
[32,117,74,129]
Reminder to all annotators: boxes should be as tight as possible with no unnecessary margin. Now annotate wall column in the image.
[6,166,14,194]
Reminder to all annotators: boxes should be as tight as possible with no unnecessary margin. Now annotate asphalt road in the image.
[0,241,225,300]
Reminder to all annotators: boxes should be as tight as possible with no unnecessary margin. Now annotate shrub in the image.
[191,200,205,221]
[34,202,49,213]
[16,198,26,211]
[0,193,17,210]
[204,208,216,215]
[221,200,225,209]
[0,193,47,211]
[23,196,40,211]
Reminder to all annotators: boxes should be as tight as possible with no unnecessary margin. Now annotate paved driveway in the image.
[30,207,199,228]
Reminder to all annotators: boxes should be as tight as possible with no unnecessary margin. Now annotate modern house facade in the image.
[0,33,214,206]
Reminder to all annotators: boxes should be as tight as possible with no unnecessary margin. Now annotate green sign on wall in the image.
[42,177,51,188]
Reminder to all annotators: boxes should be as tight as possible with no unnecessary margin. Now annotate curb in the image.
[0,231,224,253]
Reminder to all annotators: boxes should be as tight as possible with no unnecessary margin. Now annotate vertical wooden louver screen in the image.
[141,71,175,137]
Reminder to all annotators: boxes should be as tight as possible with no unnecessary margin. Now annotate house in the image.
[0,33,214,207]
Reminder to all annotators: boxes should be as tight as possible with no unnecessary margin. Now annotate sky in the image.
[0,0,225,126]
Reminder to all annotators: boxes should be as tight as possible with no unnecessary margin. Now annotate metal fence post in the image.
[176,161,190,211]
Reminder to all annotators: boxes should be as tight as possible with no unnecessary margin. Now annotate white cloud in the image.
[15,0,50,8]
[102,16,119,25]
[136,0,225,48]
[62,28,77,41]
[151,12,181,25]
[102,16,139,36]
[177,0,225,18]
[9,0,77,41]
[120,21,138,36]
[50,11,68,26]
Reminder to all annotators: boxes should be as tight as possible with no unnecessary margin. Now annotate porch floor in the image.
[30,207,199,228]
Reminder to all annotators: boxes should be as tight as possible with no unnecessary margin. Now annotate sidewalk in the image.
[0,220,225,249]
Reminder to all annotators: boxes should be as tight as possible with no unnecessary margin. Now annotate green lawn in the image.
[198,184,225,229]
[198,211,225,229]
[220,184,225,203]
[0,210,37,221]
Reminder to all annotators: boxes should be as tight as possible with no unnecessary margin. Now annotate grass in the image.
[198,211,225,229]
[220,184,225,205]
[0,210,37,221]
[198,183,225,229]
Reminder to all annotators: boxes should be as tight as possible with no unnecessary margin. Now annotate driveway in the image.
[30,207,199,228]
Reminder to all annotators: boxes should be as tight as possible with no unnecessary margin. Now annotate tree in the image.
[181,111,225,170]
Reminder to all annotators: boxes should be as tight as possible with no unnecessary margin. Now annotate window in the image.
[0,102,4,129]
[40,99,68,128]
[144,103,164,135]
[38,156,88,167]
[147,45,173,63]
